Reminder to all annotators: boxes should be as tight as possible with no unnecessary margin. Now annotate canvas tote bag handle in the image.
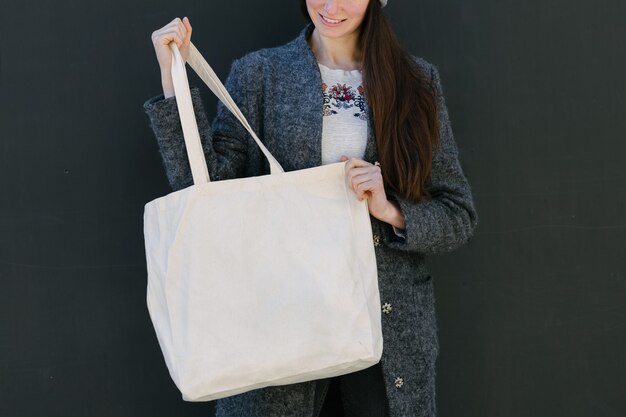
[169,42,285,185]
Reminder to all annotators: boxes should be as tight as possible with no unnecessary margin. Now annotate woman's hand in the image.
[341,156,405,230]
[150,17,193,98]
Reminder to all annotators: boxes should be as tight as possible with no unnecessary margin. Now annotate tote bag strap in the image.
[169,42,284,185]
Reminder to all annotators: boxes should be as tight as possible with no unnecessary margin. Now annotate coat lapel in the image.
[292,26,324,168]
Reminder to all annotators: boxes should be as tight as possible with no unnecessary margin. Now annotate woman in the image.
[143,1,478,416]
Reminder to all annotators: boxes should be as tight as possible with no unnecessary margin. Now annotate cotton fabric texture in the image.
[318,63,368,164]
[144,43,383,401]
[143,24,477,417]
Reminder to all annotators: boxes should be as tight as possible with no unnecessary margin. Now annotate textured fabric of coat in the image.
[143,24,478,417]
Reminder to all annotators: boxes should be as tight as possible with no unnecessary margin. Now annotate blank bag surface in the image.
[144,42,382,401]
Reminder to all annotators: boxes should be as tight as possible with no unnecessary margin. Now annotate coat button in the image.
[382,303,392,314]
[394,377,404,388]
[373,234,381,247]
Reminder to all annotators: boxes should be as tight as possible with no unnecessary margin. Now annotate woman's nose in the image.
[324,0,339,15]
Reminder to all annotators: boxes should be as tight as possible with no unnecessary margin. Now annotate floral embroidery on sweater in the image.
[322,82,368,120]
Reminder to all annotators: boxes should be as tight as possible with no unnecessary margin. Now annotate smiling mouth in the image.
[319,13,347,25]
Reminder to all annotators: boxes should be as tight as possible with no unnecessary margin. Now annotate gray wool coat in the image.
[143,25,477,417]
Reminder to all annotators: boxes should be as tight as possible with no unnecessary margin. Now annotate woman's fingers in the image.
[348,166,381,183]
[355,179,379,199]
[343,157,380,182]
[157,31,184,47]
[152,17,188,47]
[353,173,383,199]
[342,157,384,200]
[341,157,391,220]
[150,17,193,97]
[182,17,193,46]
[342,156,372,169]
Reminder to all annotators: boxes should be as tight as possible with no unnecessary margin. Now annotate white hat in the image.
[380,0,388,6]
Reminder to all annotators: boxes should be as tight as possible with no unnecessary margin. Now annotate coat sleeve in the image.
[383,63,478,254]
[142,57,254,191]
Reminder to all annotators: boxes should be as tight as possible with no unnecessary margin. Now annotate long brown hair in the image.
[300,0,439,202]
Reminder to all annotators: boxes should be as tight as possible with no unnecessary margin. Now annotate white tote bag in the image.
[144,42,382,402]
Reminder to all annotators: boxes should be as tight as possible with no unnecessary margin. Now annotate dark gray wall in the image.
[1,1,624,416]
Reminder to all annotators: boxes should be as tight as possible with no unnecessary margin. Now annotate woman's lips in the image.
[319,13,346,26]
